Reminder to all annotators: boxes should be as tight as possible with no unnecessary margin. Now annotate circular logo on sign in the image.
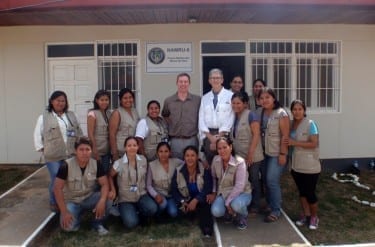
[148,47,165,64]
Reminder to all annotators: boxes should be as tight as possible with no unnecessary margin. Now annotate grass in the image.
[0,165,41,194]
[281,170,375,245]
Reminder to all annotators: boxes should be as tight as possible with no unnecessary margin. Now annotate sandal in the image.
[249,208,259,217]
[264,213,279,223]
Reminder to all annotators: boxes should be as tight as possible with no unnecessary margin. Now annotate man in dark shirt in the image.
[162,73,201,159]
[54,137,110,236]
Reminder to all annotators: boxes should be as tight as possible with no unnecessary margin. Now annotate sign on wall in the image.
[146,42,192,73]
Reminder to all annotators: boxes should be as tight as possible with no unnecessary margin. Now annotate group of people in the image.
[33,68,321,237]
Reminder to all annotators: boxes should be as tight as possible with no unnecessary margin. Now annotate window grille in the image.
[97,40,138,109]
[250,40,341,112]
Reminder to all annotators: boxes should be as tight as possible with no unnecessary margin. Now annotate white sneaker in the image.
[95,224,109,236]
[309,216,319,230]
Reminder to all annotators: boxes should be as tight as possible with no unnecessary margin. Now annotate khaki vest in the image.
[264,108,286,156]
[93,110,111,156]
[64,157,98,204]
[291,118,321,174]
[149,158,181,197]
[143,116,168,161]
[231,109,264,163]
[176,162,205,199]
[43,111,83,162]
[117,155,147,203]
[116,107,139,157]
[211,155,251,199]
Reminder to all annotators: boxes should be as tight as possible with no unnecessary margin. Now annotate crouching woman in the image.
[207,137,252,230]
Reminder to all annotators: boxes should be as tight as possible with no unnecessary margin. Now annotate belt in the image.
[208,128,219,132]
[170,135,195,139]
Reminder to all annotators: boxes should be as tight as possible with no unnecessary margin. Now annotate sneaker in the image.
[94,224,109,236]
[295,215,309,226]
[309,216,319,230]
[236,214,248,230]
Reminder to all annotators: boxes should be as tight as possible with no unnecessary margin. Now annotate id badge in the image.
[130,185,138,192]
[67,130,76,137]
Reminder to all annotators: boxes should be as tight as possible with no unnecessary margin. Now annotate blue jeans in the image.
[99,153,111,175]
[265,155,285,217]
[46,160,64,205]
[119,194,158,229]
[248,160,266,210]
[156,196,178,218]
[60,192,110,231]
[211,193,252,217]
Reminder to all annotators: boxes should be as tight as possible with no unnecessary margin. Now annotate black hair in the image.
[290,99,307,117]
[231,91,249,103]
[147,100,160,109]
[124,136,138,148]
[92,89,111,110]
[47,90,68,113]
[259,87,283,109]
[74,136,92,149]
[156,142,171,152]
[252,78,267,88]
[183,145,199,157]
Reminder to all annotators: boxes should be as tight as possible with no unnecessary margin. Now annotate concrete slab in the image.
[0,166,54,246]
[217,212,310,247]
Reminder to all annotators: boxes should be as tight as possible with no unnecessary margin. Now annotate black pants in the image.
[291,169,320,204]
[183,201,213,234]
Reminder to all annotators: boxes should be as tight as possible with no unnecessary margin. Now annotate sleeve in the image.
[198,97,209,139]
[219,92,235,133]
[161,99,170,118]
[112,160,121,172]
[135,119,149,139]
[146,165,158,198]
[96,161,106,178]
[225,162,247,206]
[249,111,260,123]
[211,164,217,193]
[309,120,319,135]
[56,162,68,180]
[195,168,213,203]
[87,110,96,118]
[33,115,44,151]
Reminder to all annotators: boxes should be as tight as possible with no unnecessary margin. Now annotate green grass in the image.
[281,170,375,245]
[0,165,40,194]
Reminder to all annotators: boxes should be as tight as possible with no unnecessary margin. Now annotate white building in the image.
[0,0,374,166]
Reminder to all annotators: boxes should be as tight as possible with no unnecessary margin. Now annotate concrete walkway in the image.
[0,166,309,247]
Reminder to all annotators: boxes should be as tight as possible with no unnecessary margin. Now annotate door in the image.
[48,59,98,135]
[202,56,245,94]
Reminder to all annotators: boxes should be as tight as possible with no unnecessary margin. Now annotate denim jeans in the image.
[156,196,178,218]
[211,193,252,217]
[99,153,111,175]
[265,155,285,217]
[119,194,158,229]
[60,191,110,231]
[248,160,266,210]
[46,160,64,205]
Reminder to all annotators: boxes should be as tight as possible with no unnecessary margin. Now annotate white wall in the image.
[0,24,374,163]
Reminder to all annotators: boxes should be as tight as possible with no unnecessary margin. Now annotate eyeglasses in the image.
[209,77,223,80]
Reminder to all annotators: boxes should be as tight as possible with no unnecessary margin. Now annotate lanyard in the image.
[127,160,138,185]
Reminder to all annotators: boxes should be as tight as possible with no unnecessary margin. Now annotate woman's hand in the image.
[206,193,216,204]
[186,199,198,212]
[246,152,254,166]
[278,154,287,166]
[108,190,116,201]
[93,200,106,219]
[61,211,74,230]
[92,147,100,161]
[155,194,164,205]
[226,205,235,216]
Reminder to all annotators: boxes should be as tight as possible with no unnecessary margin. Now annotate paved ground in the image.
[0,166,309,247]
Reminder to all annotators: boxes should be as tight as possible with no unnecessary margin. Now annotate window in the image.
[97,41,139,109]
[250,40,341,112]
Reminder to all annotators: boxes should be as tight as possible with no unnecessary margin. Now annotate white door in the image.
[48,59,98,135]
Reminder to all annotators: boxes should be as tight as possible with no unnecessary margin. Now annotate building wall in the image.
[0,24,374,163]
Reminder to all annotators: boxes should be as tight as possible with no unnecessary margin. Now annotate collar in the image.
[122,153,142,163]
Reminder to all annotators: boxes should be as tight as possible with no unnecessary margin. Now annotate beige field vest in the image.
[116,107,139,157]
[264,108,285,156]
[143,116,168,161]
[211,155,252,199]
[117,155,147,203]
[64,157,97,204]
[176,162,205,199]
[93,110,111,156]
[231,109,264,163]
[149,158,181,197]
[291,118,321,174]
[43,111,82,162]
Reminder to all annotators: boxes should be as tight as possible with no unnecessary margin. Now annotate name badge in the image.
[130,185,138,192]
[67,130,76,137]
